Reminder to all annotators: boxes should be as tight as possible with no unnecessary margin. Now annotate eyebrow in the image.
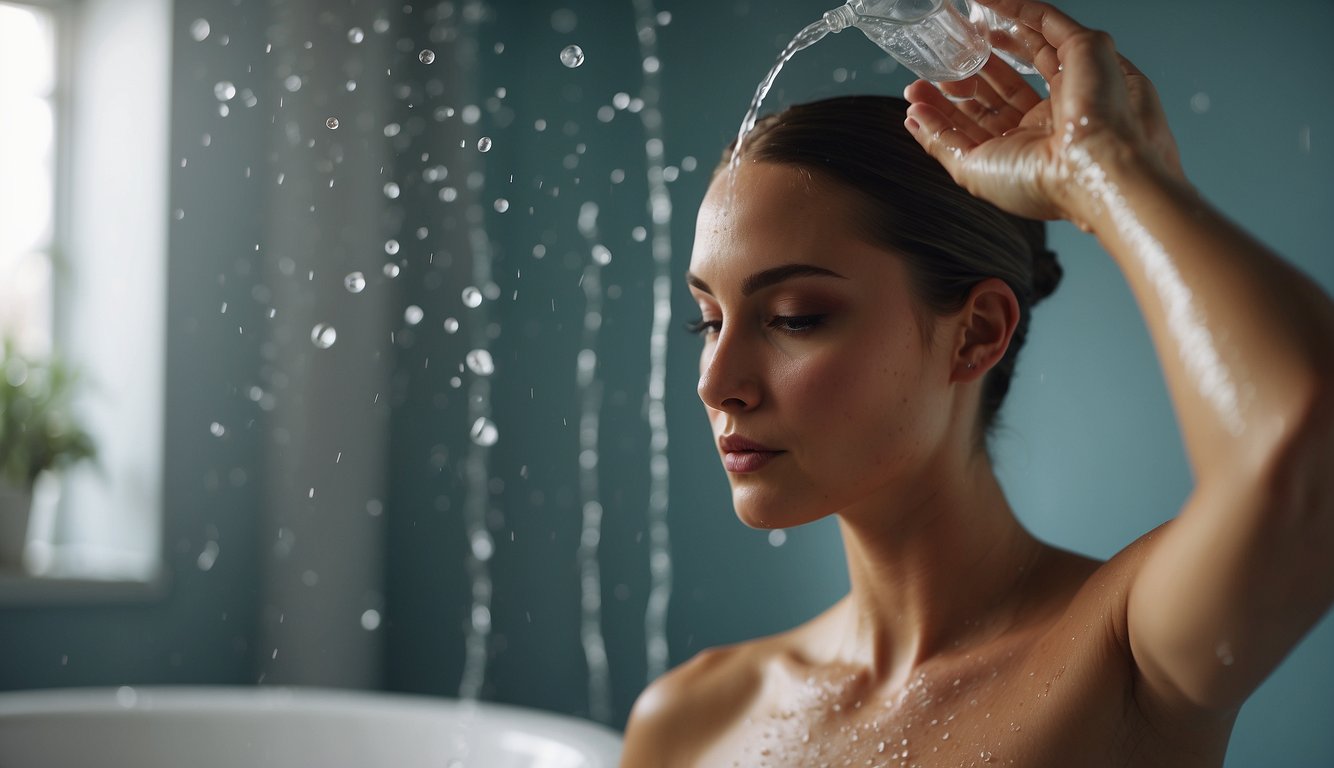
[686,263,848,297]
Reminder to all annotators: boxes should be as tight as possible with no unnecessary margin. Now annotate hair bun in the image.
[1032,247,1063,303]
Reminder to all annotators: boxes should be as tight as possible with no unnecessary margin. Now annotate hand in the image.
[902,0,1186,228]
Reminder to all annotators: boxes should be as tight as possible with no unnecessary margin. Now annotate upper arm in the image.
[1126,393,1334,711]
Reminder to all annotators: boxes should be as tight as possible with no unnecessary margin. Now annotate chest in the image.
[693,638,1138,767]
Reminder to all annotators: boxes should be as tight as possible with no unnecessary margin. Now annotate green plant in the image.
[0,338,96,489]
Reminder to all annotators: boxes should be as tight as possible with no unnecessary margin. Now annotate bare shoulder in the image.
[620,637,777,767]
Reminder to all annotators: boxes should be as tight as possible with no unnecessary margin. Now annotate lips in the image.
[719,434,784,474]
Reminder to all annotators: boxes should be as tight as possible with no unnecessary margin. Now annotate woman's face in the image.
[688,162,962,529]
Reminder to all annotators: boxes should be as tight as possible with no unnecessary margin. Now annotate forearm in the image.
[1077,148,1334,479]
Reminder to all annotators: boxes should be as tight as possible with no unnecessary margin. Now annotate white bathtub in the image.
[0,686,623,768]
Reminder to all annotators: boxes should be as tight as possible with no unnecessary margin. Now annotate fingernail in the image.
[905,117,920,132]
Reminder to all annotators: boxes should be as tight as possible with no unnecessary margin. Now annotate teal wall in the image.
[2,1,1330,765]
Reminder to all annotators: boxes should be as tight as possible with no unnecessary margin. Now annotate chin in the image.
[730,486,822,530]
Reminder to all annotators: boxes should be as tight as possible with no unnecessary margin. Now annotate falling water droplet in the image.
[360,609,381,630]
[209,422,226,437]
[197,540,220,571]
[591,245,612,265]
[470,417,499,446]
[493,198,510,213]
[384,239,400,255]
[311,323,337,348]
[419,49,436,64]
[404,305,424,325]
[190,19,210,42]
[767,529,787,547]
[443,317,460,334]
[325,116,339,130]
[465,349,495,376]
[477,137,493,152]
[344,272,366,293]
[383,182,401,199]
[462,286,483,308]
[560,44,585,68]
[347,27,365,44]
[214,81,236,101]
[470,531,494,561]
[383,263,400,278]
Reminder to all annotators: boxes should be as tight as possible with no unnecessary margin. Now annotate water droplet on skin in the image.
[325,117,339,130]
[311,323,337,348]
[981,751,994,762]
[1216,641,1235,666]
[347,27,364,44]
[477,137,493,152]
[344,272,366,293]
[190,19,210,42]
[462,286,483,308]
[214,81,236,101]
[465,349,495,376]
[470,417,499,446]
[419,49,436,64]
[560,44,585,68]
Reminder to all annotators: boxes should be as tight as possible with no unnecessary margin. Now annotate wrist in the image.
[1057,134,1186,233]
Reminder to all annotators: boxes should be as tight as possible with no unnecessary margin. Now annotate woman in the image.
[620,1,1333,766]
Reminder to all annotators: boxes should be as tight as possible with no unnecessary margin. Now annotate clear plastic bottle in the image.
[824,0,990,82]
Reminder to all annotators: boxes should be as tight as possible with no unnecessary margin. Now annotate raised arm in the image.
[902,0,1334,711]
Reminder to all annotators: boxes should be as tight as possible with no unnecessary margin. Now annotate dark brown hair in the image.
[718,95,1062,456]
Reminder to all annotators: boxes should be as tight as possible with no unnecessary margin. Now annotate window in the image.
[1,0,169,589]
[0,1,57,359]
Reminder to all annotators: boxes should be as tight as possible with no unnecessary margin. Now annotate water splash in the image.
[630,0,674,684]
[456,15,497,704]
[575,200,612,724]
[729,20,831,177]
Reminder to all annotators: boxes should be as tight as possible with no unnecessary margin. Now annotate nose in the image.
[697,328,762,413]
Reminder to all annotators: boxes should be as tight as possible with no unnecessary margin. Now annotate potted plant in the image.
[0,338,97,571]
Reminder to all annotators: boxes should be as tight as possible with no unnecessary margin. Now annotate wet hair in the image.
[717,95,1062,457]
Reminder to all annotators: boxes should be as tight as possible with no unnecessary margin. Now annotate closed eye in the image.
[768,314,825,333]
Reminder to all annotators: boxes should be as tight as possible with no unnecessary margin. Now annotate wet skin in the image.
[621,0,1334,764]
[627,162,1235,768]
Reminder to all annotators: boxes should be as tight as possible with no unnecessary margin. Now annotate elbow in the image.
[1254,373,1334,537]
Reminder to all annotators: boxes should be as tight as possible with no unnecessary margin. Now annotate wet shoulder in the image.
[621,637,779,766]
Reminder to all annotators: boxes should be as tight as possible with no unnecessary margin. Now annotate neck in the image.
[828,451,1046,685]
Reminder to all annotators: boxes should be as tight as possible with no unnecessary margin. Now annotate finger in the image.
[974,0,1091,81]
[903,80,994,145]
[985,12,1053,81]
[903,102,979,178]
[973,0,1092,48]
[975,54,1042,116]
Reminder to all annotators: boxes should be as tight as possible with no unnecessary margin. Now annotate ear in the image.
[952,277,1020,383]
